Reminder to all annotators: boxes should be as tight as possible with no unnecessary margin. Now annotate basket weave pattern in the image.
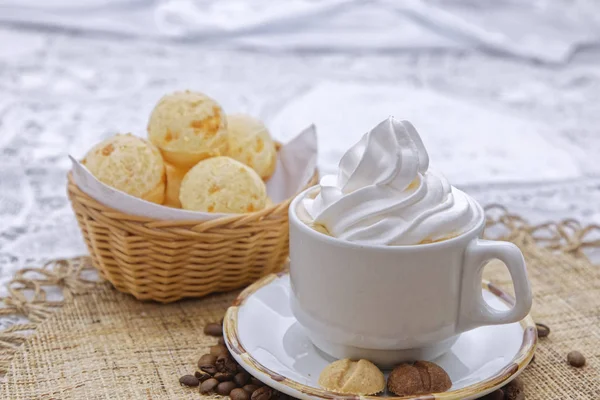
[67,173,317,303]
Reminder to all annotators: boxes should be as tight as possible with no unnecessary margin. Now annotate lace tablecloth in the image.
[1,1,600,311]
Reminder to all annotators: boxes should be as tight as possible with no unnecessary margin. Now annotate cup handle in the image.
[457,239,532,333]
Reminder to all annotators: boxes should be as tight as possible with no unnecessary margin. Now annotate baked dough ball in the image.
[163,163,187,208]
[318,359,385,395]
[148,91,228,169]
[179,156,267,213]
[82,134,165,204]
[226,114,277,181]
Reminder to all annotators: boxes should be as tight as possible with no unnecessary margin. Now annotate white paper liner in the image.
[70,125,318,221]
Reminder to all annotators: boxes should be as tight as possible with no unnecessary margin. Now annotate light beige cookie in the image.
[226,113,277,181]
[318,359,385,395]
[179,156,267,213]
[82,134,165,204]
[147,91,228,169]
[163,162,188,208]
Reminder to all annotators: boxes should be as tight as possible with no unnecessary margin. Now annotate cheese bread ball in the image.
[179,156,267,213]
[82,134,165,204]
[226,114,277,181]
[147,91,228,169]
[163,163,187,208]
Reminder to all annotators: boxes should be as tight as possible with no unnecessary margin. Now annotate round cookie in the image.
[179,156,267,213]
[82,134,165,204]
[148,91,228,169]
[163,163,187,208]
[387,361,451,396]
[318,359,385,395]
[226,114,277,181]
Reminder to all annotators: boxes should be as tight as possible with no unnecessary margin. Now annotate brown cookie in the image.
[387,361,452,396]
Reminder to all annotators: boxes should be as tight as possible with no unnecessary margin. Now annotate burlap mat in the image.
[0,206,599,399]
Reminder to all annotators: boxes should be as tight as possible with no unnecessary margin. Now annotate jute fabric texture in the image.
[0,206,598,399]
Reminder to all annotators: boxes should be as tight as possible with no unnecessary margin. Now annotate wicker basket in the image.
[67,171,318,303]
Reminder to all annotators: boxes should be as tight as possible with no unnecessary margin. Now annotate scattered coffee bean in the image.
[536,323,550,338]
[214,372,235,382]
[503,377,524,400]
[568,351,586,367]
[218,336,226,345]
[200,378,219,394]
[216,381,238,396]
[230,387,251,400]
[179,375,200,387]
[198,354,217,368]
[243,384,260,394]
[234,371,251,387]
[204,323,223,337]
[216,354,239,373]
[194,371,212,382]
[251,386,273,400]
[210,344,229,357]
[200,364,217,375]
[250,377,264,386]
[481,389,504,400]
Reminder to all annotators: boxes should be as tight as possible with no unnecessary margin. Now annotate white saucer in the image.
[224,273,536,400]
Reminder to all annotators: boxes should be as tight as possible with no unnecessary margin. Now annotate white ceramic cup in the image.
[289,187,532,366]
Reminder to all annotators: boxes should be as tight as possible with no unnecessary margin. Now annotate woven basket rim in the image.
[67,171,318,226]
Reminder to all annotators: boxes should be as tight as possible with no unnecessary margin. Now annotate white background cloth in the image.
[1,0,600,312]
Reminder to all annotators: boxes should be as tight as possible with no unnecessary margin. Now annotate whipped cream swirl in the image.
[304,117,481,245]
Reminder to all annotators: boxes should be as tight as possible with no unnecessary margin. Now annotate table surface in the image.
[1,1,600,300]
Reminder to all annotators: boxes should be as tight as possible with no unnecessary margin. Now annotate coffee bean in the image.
[194,371,212,382]
[568,351,586,367]
[216,354,238,373]
[243,384,260,394]
[200,364,217,375]
[251,386,273,400]
[225,360,239,373]
[204,323,223,337]
[214,372,234,382]
[250,377,264,386]
[198,354,217,368]
[220,317,224,325]
[234,371,250,387]
[218,336,226,345]
[179,375,199,387]
[536,323,550,338]
[210,344,229,357]
[216,381,238,396]
[200,378,219,394]
[503,377,524,400]
[481,389,504,400]
[230,388,251,400]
